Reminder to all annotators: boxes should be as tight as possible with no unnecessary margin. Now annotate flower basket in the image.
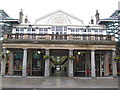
[43,55,50,59]
[114,57,120,61]
[68,56,75,60]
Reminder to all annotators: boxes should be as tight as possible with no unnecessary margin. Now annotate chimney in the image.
[19,9,23,23]
[90,16,94,24]
[95,10,100,24]
[24,16,28,23]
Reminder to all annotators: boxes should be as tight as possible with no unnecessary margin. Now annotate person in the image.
[64,67,66,72]
[27,65,31,75]
[86,68,90,76]
[52,67,54,73]
[27,67,31,75]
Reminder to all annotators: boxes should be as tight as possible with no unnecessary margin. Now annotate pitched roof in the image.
[0,9,9,18]
[98,10,120,25]
[35,10,83,24]
[0,9,20,24]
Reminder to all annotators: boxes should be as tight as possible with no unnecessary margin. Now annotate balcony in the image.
[3,34,115,40]
[2,34,116,49]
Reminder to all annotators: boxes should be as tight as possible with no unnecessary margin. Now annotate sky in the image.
[0,0,120,24]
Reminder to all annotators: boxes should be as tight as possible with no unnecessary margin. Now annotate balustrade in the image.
[4,34,114,41]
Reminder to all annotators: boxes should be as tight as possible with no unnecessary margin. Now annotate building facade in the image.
[0,10,20,74]
[1,10,118,77]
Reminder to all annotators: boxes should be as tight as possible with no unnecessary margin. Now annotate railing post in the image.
[68,35,73,40]
[46,35,50,40]
[4,34,8,39]
[111,36,115,41]
[23,34,28,39]
[91,35,95,40]
[3,34,115,41]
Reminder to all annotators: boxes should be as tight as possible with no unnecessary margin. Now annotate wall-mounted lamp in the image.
[6,50,10,54]
[37,51,41,54]
[78,52,81,55]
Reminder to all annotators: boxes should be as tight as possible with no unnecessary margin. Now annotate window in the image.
[71,28,75,32]
[60,32,62,34]
[56,26,63,31]
[64,32,67,34]
[52,27,55,31]
[88,29,91,32]
[83,29,86,32]
[64,26,67,31]
[20,28,24,31]
[76,28,79,32]
[27,28,31,31]
[75,53,85,71]
[95,29,98,32]
[39,28,43,31]
[32,28,35,31]
[44,28,48,32]
[16,28,19,31]
[14,52,23,71]
[99,29,103,32]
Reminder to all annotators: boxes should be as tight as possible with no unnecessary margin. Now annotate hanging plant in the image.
[68,56,75,60]
[43,55,50,59]
[114,57,120,61]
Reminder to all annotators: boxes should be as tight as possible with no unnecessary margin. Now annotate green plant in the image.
[114,57,120,61]
[43,55,50,59]
[68,56,75,60]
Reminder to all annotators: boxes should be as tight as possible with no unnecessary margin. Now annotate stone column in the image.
[9,50,14,75]
[1,48,6,75]
[66,58,69,76]
[91,50,96,77]
[68,49,73,77]
[45,49,50,77]
[100,53,102,77]
[22,48,28,76]
[104,52,109,76]
[112,49,117,76]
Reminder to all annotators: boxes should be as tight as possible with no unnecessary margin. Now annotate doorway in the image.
[50,49,69,77]
[50,56,68,77]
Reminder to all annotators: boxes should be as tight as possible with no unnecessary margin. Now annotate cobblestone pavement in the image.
[2,76,118,88]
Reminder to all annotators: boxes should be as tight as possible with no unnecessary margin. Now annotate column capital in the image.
[23,48,27,50]
[45,49,49,56]
[45,49,49,51]
[91,49,95,51]
[2,47,6,49]
[69,49,73,56]
[69,49,74,51]
[112,49,116,51]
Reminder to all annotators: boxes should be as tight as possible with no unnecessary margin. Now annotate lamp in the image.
[78,52,81,55]
[6,50,10,54]
[37,51,41,54]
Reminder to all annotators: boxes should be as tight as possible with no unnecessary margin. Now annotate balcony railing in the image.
[3,34,115,41]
